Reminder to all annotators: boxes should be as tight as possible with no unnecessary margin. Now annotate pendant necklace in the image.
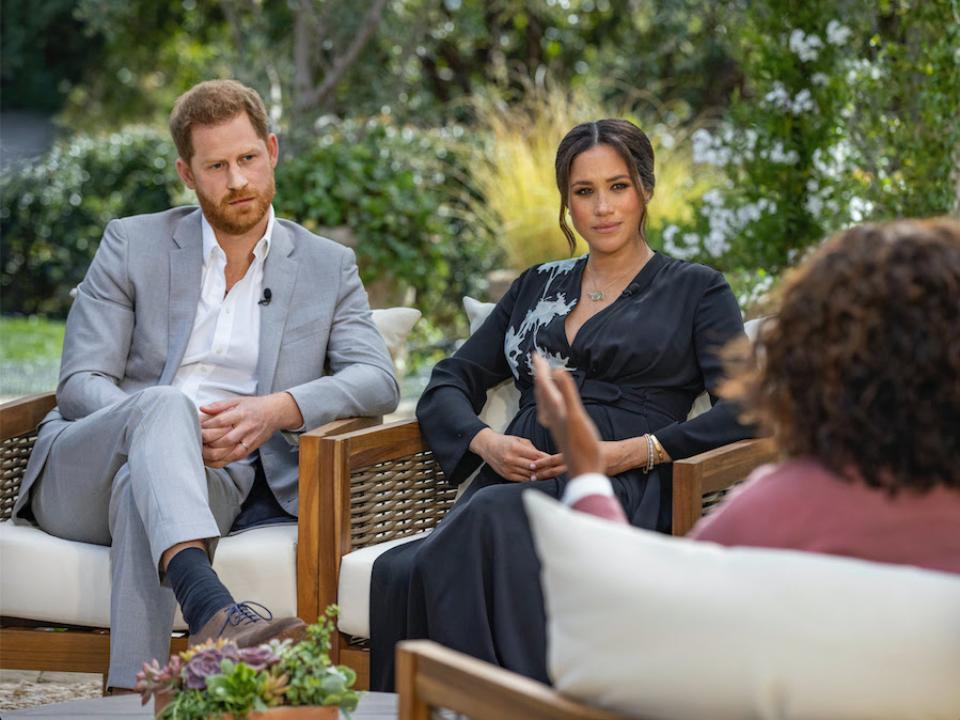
[586,251,648,302]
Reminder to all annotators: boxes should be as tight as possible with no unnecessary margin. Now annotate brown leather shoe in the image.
[189,601,307,648]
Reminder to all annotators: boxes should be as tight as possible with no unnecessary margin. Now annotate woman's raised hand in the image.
[469,427,562,482]
[532,353,605,479]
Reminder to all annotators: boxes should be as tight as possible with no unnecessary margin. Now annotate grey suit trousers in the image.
[30,386,255,688]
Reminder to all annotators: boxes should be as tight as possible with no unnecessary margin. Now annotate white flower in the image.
[702,189,724,206]
[805,194,824,216]
[789,29,823,62]
[664,232,700,260]
[845,58,883,83]
[764,141,800,165]
[703,230,730,258]
[811,72,828,86]
[791,88,816,114]
[691,128,713,164]
[763,82,791,110]
[826,20,852,46]
[849,196,874,222]
[691,128,732,166]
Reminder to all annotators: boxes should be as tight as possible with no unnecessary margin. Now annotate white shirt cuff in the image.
[562,472,615,508]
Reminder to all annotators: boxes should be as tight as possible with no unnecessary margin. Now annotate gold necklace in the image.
[585,250,649,302]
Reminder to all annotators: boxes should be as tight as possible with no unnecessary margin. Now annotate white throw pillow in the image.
[462,296,520,433]
[371,307,421,366]
[524,491,960,720]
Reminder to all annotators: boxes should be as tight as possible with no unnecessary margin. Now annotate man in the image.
[12,80,399,690]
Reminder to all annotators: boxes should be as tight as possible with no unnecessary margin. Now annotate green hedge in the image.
[1,127,182,316]
[1,120,497,327]
[275,118,497,331]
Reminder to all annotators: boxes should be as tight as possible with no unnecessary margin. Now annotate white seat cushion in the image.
[336,531,430,638]
[524,491,960,720]
[0,522,298,631]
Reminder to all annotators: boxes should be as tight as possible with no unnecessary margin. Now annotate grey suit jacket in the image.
[14,206,399,519]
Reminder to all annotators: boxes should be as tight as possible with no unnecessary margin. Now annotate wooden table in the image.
[7,691,398,719]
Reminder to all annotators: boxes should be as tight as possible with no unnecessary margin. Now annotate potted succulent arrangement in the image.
[136,607,358,719]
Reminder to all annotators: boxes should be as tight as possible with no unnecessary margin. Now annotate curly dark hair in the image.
[726,217,960,494]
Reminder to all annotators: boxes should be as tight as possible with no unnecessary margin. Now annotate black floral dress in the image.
[369,252,754,689]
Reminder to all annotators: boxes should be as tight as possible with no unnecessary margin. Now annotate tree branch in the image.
[295,0,389,113]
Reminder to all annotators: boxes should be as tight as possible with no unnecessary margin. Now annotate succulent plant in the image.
[135,606,356,720]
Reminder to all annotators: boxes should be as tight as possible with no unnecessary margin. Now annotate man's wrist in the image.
[272,391,305,432]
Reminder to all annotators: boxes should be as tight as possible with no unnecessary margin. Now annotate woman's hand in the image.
[532,353,603,479]
[470,427,559,482]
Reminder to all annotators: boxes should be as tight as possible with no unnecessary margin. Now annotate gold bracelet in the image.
[650,434,666,464]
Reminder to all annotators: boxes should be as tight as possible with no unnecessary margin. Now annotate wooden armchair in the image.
[397,640,629,720]
[0,392,379,681]
[312,418,776,689]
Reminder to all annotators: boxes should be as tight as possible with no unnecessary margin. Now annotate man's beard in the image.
[196,176,275,237]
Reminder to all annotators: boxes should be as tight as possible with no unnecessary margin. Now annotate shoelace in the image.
[217,601,274,637]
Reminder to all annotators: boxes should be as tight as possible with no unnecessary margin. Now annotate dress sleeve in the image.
[654,271,757,459]
[416,275,524,486]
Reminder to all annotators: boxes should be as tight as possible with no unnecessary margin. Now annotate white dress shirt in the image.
[172,208,274,424]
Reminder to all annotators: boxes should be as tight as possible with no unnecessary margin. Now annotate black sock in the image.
[166,547,235,635]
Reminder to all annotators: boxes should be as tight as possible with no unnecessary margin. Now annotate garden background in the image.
[2,0,958,399]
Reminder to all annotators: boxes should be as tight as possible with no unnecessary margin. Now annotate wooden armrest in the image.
[397,640,626,720]
[298,418,452,624]
[672,437,777,536]
[314,418,426,466]
[0,393,57,441]
[300,415,382,440]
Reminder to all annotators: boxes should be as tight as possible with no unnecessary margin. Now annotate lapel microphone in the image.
[258,288,272,306]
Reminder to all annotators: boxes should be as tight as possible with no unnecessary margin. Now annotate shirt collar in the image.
[200,205,275,264]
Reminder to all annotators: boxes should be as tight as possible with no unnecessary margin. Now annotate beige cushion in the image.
[371,306,421,368]
[0,522,297,631]
[524,491,960,720]
[462,296,520,432]
[336,531,430,637]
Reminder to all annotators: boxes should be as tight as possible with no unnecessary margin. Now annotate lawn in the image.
[0,316,65,396]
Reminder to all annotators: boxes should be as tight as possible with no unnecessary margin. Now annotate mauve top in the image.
[691,458,960,574]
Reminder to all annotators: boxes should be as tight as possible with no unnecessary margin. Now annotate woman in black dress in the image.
[369,119,754,689]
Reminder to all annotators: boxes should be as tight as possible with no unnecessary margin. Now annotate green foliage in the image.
[0,127,182,317]
[61,0,232,131]
[151,610,358,720]
[6,0,740,141]
[838,0,960,220]
[0,317,64,396]
[660,0,960,278]
[0,317,64,363]
[350,0,740,126]
[0,0,100,112]
[279,609,359,710]
[276,116,497,330]
[202,660,271,717]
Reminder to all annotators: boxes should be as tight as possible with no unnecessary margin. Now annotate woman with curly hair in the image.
[687,217,960,570]
[539,217,960,572]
